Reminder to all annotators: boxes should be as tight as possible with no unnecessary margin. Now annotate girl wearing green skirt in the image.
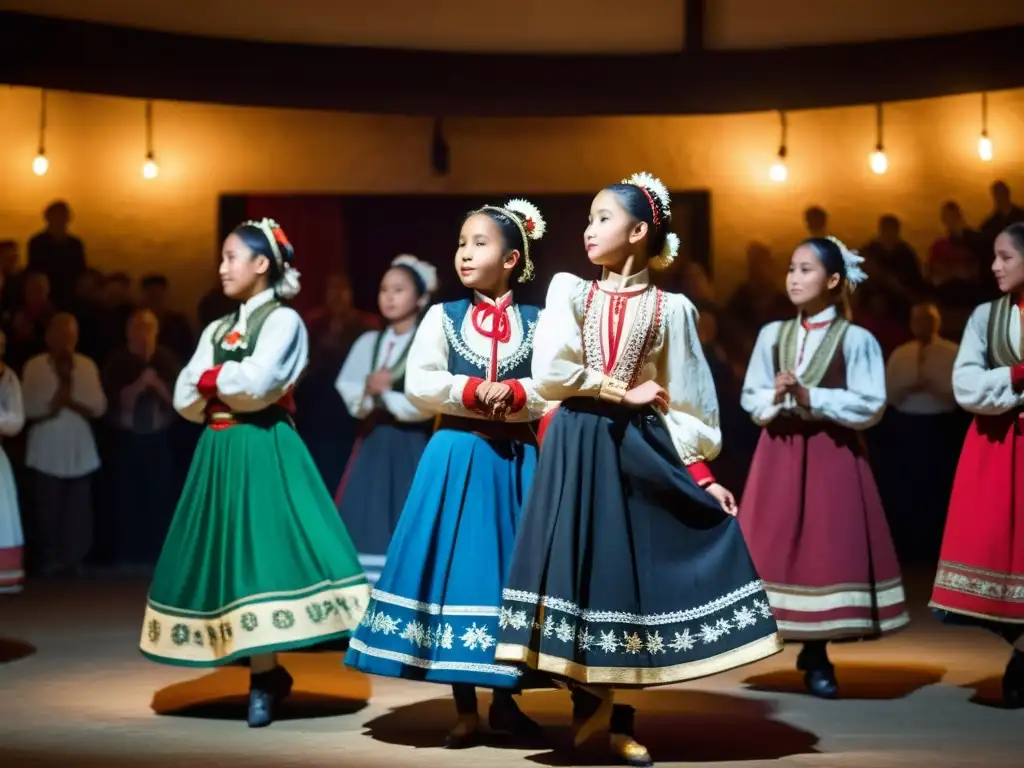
[139,218,370,727]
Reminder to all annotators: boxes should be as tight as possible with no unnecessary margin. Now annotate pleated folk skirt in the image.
[335,417,432,584]
[494,399,783,687]
[345,427,536,689]
[140,415,370,666]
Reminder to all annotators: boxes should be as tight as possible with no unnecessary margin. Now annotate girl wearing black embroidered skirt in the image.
[140,220,369,728]
[335,256,436,584]
[494,174,782,767]
[739,238,908,700]
[346,199,551,748]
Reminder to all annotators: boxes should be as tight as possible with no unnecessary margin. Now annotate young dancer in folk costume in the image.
[335,256,436,584]
[739,237,908,700]
[140,219,369,727]
[931,223,1024,708]
[494,173,782,768]
[0,330,25,594]
[346,199,550,748]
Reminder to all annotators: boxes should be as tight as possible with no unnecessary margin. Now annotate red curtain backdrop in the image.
[243,195,346,316]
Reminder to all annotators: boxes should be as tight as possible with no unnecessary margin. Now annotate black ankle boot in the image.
[1002,650,1024,709]
[489,692,545,742]
[796,642,838,699]
[247,666,294,728]
[609,704,653,767]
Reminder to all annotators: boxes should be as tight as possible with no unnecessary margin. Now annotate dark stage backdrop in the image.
[219,192,710,314]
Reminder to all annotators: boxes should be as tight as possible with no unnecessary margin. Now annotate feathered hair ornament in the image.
[826,235,868,289]
[480,197,547,283]
[242,217,302,299]
[622,171,679,270]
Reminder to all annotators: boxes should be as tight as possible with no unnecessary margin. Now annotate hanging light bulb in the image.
[142,100,159,179]
[978,93,993,161]
[33,90,48,176]
[870,103,888,174]
[769,110,788,183]
[870,147,888,174]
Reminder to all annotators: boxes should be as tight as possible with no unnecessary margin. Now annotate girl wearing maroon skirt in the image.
[739,236,908,699]
[930,223,1024,708]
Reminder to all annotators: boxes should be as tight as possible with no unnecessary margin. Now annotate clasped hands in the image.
[773,371,810,408]
[474,380,514,420]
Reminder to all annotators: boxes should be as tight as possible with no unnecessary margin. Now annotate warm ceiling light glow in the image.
[978,134,993,162]
[32,153,49,176]
[870,149,888,175]
[769,159,788,183]
[142,157,159,179]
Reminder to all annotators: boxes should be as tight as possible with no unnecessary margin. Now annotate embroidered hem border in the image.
[933,560,1024,605]
[494,634,782,686]
[349,589,521,680]
[140,580,370,666]
[764,579,909,639]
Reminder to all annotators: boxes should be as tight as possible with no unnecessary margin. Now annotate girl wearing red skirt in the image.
[739,236,908,699]
[930,223,1024,708]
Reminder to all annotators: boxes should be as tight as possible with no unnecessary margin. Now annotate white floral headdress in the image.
[622,172,679,269]
[479,198,547,283]
[242,218,302,299]
[826,236,868,289]
[392,254,438,294]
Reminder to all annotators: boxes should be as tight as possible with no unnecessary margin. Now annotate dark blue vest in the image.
[441,299,539,380]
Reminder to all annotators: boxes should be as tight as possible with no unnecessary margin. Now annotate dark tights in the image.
[451,683,516,715]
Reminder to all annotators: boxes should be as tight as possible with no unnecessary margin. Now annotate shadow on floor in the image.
[964,675,1016,709]
[151,652,369,721]
[364,688,820,763]
[0,637,36,664]
[743,661,946,700]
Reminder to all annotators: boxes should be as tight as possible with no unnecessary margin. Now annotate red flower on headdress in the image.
[224,330,242,346]
[524,218,536,234]
[272,226,291,251]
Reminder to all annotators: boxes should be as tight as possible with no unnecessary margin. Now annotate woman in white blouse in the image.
[0,329,26,593]
[493,173,782,767]
[739,237,907,700]
[140,219,369,728]
[334,255,436,584]
[930,223,1024,708]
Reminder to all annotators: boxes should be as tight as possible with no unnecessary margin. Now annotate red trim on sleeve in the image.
[462,377,486,412]
[197,365,223,400]
[687,461,715,487]
[1012,364,1024,394]
[504,380,527,413]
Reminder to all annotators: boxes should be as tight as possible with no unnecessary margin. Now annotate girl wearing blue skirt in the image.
[494,174,783,767]
[345,199,551,748]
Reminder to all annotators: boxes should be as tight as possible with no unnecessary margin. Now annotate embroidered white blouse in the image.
[405,291,548,422]
[952,301,1024,415]
[22,352,107,478]
[174,288,307,424]
[741,305,887,430]
[532,269,720,470]
[335,326,431,423]
[0,367,25,441]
